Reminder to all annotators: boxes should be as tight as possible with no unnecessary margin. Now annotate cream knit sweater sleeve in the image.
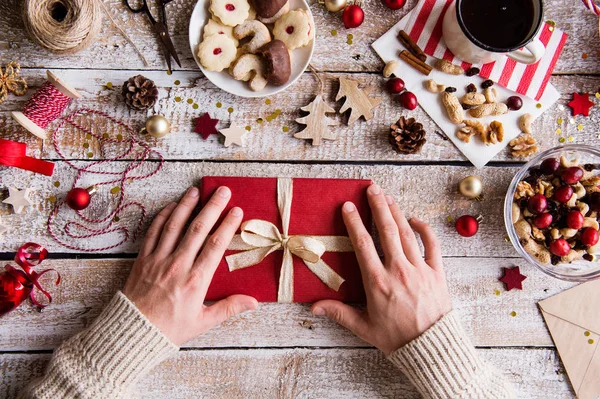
[387,310,516,399]
[21,291,179,399]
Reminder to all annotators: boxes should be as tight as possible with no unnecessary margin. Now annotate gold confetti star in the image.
[590,339,595,345]
[282,126,289,132]
[568,136,575,142]
[187,98,193,104]
[228,107,234,113]
[494,289,501,296]
[220,125,248,147]
[106,82,113,89]
[53,181,60,187]
[175,96,182,102]
[559,137,566,143]
[446,216,453,223]
[536,103,542,109]
[265,99,271,105]
[556,128,562,134]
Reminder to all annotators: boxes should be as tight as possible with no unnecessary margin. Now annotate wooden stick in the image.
[397,30,427,62]
[399,50,432,75]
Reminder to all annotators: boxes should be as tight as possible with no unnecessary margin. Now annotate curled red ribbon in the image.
[0,139,55,176]
[9,243,60,308]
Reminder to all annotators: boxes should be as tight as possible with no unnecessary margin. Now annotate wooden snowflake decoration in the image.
[336,78,382,125]
[294,95,339,146]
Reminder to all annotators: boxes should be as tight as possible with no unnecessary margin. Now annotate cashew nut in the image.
[560,228,578,239]
[583,217,600,230]
[560,156,579,168]
[483,87,497,103]
[573,182,586,199]
[518,113,532,134]
[424,79,446,93]
[561,249,585,263]
[550,228,561,240]
[588,242,600,254]
[566,193,578,208]
[383,61,399,78]
[576,201,590,216]
[512,202,521,223]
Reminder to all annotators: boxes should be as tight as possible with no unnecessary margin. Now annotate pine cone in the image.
[122,75,158,111]
[389,116,426,154]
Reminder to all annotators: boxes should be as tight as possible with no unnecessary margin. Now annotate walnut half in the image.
[481,120,504,145]
[509,134,538,158]
[515,181,535,199]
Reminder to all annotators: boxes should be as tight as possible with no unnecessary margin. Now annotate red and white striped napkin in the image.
[403,0,568,100]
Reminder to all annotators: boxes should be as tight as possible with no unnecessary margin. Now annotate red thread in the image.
[47,109,164,252]
[21,81,72,130]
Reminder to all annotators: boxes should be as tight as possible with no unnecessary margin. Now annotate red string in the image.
[47,109,165,252]
[21,81,72,129]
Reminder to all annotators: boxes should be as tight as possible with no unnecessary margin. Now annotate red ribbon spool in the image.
[0,139,55,176]
[0,243,60,317]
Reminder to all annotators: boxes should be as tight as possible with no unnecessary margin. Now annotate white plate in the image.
[189,0,315,98]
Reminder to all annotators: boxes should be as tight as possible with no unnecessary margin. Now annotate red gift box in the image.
[201,177,372,303]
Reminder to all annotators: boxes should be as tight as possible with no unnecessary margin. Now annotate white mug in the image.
[442,0,546,65]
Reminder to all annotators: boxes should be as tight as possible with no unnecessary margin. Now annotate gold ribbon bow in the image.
[225,178,354,303]
[0,62,28,105]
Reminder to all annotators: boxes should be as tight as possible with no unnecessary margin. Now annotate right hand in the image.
[312,184,453,355]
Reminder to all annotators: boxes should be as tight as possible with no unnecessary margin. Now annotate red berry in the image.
[455,215,479,237]
[533,213,553,229]
[554,185,574,204]
[540,158,560,175]
[506,96,523,111]
[342,5,364,29]
[527,194,547,214]
[589,192,600,212]
[566,210,584,229]
[382,0,406,9]
[398,91,418,110]
[225,3,235,11]
[549,238,571,257]
[581,228,600,247]
[386,78,405,94]
[561,167,584,184]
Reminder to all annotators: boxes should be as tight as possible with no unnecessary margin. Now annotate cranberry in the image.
[225,3,235,11]
[533,213,553,229]
[398,91,418,110]
[589,192,600,212]
[527,194,547,214]
[506,96,523,111]
[540,158,560,175]
[554,185,574,204]
[286,26,295,34]
[549,238,571,257]
[566,210,584,229]
[213,48,222,55]
[561,167,584,184]
[581,228,600,246]
[386,78,405,94]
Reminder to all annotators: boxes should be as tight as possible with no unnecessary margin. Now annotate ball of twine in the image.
[22,0,103,54]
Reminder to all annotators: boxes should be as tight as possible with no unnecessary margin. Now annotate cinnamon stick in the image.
[399,50,432,75]
[398,30,427,63]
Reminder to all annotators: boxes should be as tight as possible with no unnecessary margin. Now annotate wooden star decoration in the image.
[294,95,339,146]
[567,93,594,117]
[336,78,382,125]
[3,187,33,214]
[194,113,219,139]
[499,266,527,291]
[220,125,247,147]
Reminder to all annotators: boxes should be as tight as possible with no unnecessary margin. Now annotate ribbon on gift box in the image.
[225,177,354,303]
[0,139,54,176]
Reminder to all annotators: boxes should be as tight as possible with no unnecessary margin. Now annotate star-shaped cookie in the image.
[194,113,219,139]
[499,266,527,291]
[567,93,594,117]
[3,186,33,214]
[220,125,247,147]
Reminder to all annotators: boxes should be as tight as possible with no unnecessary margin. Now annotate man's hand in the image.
[312,184,452,355]
[123,186,258,346]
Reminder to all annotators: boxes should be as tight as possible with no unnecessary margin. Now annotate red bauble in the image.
[455,215,479,237]
[0,267,33,316]
[382,0,405,9]
[342,5,364,28]
[66,187,96,211]
[398,91,418,110]
[386,78,405,94]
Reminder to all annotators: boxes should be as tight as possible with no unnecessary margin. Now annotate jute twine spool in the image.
[22,0,103,54]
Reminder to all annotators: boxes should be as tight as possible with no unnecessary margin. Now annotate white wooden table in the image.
[1,0,597,397]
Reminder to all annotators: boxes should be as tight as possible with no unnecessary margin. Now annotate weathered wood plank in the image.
[0,348,574,399]
[0,258,573,351]
[0,0,596,74]
[1,70,600,163]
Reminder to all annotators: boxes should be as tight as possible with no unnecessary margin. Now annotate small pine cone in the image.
[122,75,159,111]
[389,116,427,154]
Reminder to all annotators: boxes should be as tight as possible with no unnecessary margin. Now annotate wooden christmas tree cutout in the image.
[294,95,339,146]
[336,78,382,125]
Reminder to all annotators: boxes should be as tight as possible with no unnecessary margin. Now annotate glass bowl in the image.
[504,145,600,281]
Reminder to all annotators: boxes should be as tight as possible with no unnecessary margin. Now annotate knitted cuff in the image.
[23,291,179,399]
[387,311,513,399]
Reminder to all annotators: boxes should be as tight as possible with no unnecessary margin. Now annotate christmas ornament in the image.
[458,176,482,199]
[194,113,219,139]
[122,75,159,111]
[382,0,405,9]
[0,243,60,317]
[336,78,382,125]
[567,93,594,117]
[397,91,418,110]
[3,187,33,214]
[389,116,426,154]
[0,61,27,105]
[0,139,55,176]
[342,4,364,29]
[455,215,480,237]
[220,125,247,147]
[140,115,170,138]
[324,0,347,12]
[499,266,527,291]
[66,186,97,211]
[295,95,339,146]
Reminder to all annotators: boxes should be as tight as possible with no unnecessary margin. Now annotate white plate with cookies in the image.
[189,0,316,98]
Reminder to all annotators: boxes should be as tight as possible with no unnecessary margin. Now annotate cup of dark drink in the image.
[442,0,546,65]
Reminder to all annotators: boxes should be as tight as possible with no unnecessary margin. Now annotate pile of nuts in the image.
[512,156,600,265]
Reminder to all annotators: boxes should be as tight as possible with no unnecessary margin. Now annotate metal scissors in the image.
[124,0,181,73]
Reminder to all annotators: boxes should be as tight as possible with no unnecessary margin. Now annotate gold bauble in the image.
[140,115,170,138]
[324,0,347,12]
[459,176,483,199]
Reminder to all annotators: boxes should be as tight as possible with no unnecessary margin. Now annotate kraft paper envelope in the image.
[539,279,600,399]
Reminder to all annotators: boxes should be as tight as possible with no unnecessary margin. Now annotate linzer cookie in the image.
[273,9,314,50]
[210,0,250,26]
[198,34,238,72]
[203,19,239,47]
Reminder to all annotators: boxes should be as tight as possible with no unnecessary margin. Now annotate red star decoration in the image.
[194,113,219,139]
[499,266,527,291]
[567,93,595,117]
